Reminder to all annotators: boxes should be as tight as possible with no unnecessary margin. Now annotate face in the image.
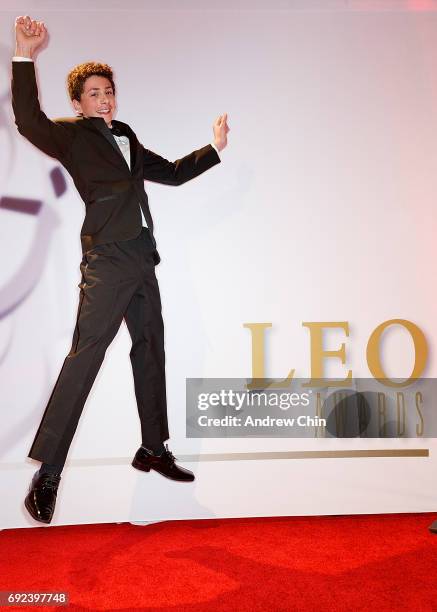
[72,75,116,125]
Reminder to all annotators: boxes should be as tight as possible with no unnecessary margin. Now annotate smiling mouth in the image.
[97,109,111,114]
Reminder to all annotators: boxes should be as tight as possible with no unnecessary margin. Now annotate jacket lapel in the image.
[77,117,143,176]
[81,116,133,173]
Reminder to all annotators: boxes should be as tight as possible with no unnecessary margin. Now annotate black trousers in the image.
[29,228,169,467]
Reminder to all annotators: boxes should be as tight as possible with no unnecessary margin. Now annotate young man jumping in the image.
[12,15,229,524]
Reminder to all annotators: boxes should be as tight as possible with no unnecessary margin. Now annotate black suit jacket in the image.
[11,61,221,262]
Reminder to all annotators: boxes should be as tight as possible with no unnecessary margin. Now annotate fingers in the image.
[215,113,229,127]
[212,112,230,144]
[220,114,230,131]
[15,15,27,32]
[15,15,45,38]
[35,21,45,37]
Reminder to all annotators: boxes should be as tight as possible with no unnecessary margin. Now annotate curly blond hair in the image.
[66,62,116,101]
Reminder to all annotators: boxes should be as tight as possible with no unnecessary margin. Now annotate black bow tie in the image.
[109,124,125,137]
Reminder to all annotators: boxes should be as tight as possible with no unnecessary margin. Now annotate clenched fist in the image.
[15,15,47,58]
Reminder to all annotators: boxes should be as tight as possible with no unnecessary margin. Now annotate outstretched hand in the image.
[15,16,47,58]
[213,113,230,152]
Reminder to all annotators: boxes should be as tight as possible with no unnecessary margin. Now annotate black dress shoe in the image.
[132,444,195,482]
[24,471,61,524]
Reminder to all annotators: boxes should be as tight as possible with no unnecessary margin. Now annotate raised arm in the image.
[12,16,74,161]
[142,113,229,186]
[142,144,221,186]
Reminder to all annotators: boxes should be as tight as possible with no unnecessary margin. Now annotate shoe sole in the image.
[131,459,194,482]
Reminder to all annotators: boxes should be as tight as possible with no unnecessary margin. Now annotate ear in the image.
[72,98,83,116]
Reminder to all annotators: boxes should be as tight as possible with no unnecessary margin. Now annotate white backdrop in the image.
[1,0,437,528]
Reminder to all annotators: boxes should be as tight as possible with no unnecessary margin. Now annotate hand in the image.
[15,16,47,58]
[213,113,230,152]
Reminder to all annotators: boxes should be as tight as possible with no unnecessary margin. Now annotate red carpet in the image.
[1,514,437,611]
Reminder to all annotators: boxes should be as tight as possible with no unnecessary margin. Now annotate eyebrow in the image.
[87,86,113,92]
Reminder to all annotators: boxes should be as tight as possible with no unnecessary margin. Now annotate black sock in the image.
[141,442,165,456]
[39,462,63,476]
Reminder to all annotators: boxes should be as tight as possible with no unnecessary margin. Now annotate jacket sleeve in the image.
[11,61,75,162]
[142,143,221,186]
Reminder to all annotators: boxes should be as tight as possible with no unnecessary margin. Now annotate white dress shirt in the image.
[110,131,148,226]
